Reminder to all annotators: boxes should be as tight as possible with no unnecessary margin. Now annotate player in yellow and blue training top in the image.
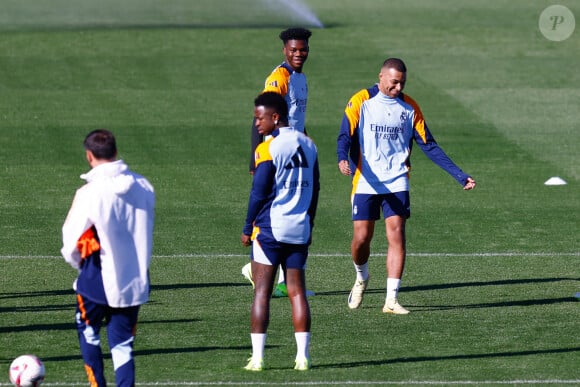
[244,27,313,297]
[241,92,319,371]
[249,27,311,173]
[337,58,476,315]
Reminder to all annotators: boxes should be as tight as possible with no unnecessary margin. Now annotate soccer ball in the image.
[8,355,45,387]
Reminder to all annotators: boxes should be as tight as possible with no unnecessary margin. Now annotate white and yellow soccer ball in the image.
[9,355,45,387]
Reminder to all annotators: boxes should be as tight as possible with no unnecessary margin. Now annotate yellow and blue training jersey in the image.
[244,127,319,245]
[263,62,308,132]
[337,84,469,195]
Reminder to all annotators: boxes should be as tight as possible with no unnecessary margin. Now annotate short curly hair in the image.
[279,27,312,44]
[255,92,289,123]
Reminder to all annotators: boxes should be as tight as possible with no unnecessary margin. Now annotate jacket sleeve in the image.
[414,125,470,185]
[337,114,353,163]
[308,157,320,227]
[243,143,275,236]
[61,187,94,269]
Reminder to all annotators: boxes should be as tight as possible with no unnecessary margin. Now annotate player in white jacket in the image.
[61,129,155,387]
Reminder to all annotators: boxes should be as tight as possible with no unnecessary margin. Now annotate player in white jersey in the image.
[337,58,476,314]
[241,92,320,371]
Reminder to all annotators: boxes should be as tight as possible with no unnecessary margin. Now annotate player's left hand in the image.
[463,177,476,190]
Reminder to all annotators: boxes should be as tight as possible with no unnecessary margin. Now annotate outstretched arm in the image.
[403,93,476,189]
[416,134,472,186]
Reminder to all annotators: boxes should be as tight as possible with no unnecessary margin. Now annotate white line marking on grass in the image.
[132,381,580,386]
[3,380,577,386]
[155,252,580,259]
[2,252,578,259]
[205,384,547,385]
[153,252,580,259]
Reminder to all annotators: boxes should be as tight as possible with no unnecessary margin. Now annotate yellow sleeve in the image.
[401,94,427,143]
[262,67,290,96]
[254,139,274,168]
[345,89,370,135]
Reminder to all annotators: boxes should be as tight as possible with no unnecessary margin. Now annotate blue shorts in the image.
[351,192,410,220]
[251,234,308,270]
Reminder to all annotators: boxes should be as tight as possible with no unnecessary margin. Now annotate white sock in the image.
[294,332,310,360]
[277,266,285,284]
[250,333,266,360]
[354,262,369,281]
[386,278,401,300]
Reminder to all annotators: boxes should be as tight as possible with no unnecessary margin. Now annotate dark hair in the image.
[382,58,407,73]
[255,92,289,123]
[84,129,117,160]
[279,27,312,44]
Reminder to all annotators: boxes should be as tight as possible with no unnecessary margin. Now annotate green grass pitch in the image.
[0,0,578,385]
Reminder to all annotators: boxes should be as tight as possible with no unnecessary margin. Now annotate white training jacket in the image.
[61,160,155,308]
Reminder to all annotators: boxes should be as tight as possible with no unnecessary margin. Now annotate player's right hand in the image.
[338,160,351,176]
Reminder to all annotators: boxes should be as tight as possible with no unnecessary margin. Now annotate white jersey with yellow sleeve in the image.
[337,84,471,195]
[263,62,308,132]
[243,127,319,245]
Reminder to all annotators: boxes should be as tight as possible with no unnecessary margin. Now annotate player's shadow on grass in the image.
[319,346,580,369]
[316,277,578,297]
[0,288,77,313]
[133,344,271,357]
[0,303,74,314]
[0,288,74,299]
[41,344,274,363]
[402,277,578,293]
[0,322,73,334]
[412,296,578,311]
[0,282,249,298]
[0,318,199,335]
[150,282,247,291]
